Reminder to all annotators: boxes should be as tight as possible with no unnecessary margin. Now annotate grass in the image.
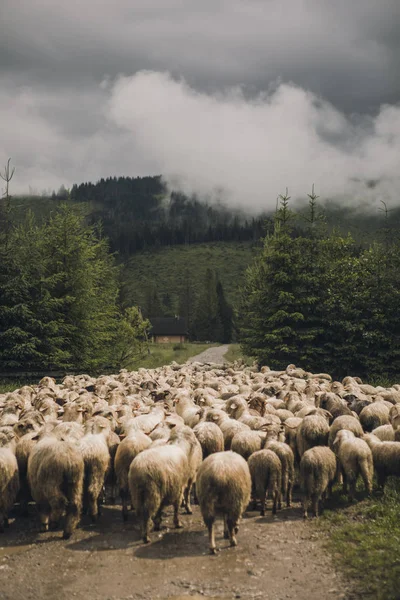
[122,241,257,310]
[317,479,400,600]
[127,342,219,370]
[224,343,255,365]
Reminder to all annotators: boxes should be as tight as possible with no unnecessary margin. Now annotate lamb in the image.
[193,422,224,459]
[0,440,19,532]
[78,420,111,521]
[248,449,282,516]
[196,451,251,554]
[332,430,373,500]
[114,430,152,520]
[128,444,189,543]
[300,446,336,518]
[231,430,262,461]
[28,434,84,538]
[296,414,330,458]
[363,433,400,489]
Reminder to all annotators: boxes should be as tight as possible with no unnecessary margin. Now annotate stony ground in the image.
[186,345,230,365]
[0,496,355,600]
[0,349,357,599]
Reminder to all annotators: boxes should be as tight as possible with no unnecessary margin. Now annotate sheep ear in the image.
[230,403,237,409]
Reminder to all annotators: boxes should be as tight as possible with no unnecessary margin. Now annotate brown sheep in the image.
[115,430,152,520]
[300,446,336,518]
[28,435,84,538]
[248,449,282,516]
[0,442,19,532]
[196,451,251,554]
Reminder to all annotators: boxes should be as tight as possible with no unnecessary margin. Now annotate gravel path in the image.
[186,344,230,365]
[0,498,354,600]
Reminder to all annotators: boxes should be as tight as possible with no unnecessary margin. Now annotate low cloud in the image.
[109,71,400,211]
[2,70,400,213]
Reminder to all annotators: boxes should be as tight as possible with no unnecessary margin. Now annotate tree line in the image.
[239,190,400,380]
[141,269,234,343]
[0,167,150,372]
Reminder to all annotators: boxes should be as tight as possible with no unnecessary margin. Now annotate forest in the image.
[2,168,400,378]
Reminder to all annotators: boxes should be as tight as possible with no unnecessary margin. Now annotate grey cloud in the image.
[1,1,400,200]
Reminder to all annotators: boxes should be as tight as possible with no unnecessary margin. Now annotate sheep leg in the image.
[141,509,151,544]
[63,501,80,540]
[302,497,309,519]
[226,518,237,547]
[272,490,278,515]
[173,501,183,529]
[360,462,372,495]
[311,494,319,518]
[121,489,129,521]
[260,490,267,517]
[0,512,4,533]
[287,480,293,508]
[87,492,99,522]
[183,480,193,514]
[223,515,229,539]
[205,517,217,554]
[342,470,348,495]
[348,479,356,502]
[153,506,163,531]
[38,503,50,532]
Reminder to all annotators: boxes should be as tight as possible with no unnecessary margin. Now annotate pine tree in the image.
[42,204,120,370]
[191,269,222,341]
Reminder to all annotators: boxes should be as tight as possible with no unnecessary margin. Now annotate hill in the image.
[121,241,258,314]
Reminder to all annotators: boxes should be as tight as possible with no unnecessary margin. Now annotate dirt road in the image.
[0,496,354,600]
[186,345,230,365]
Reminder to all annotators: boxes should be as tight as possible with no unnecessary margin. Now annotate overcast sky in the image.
[1,0,400,209]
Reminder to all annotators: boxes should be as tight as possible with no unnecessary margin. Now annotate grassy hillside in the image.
[121,241,259,311]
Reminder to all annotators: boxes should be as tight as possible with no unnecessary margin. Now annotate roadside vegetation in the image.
[317,479,400,600]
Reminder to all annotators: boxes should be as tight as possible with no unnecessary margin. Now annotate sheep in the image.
[300,446,336,518]
[296,414,330,458]
[363,433,400,490]
[206,409,251,450]
[28,435,84,538]
[128,444,190,543]
[78,420,111,521]
[15,431,39,516]
[193,422,224,459]
[0,442,19,532]
[168,425,202,515]
[231,430,262,461]
[389,404,400,430]
[283,417,302,462]
[332,430,373,500]
[227,396,280,430]
[359,402,390,432]
[173,393,203,428]
[371,424,396,441]
[328,415,364,449]
[196,451,251,554]
[248,449,282,516]
[264,439,295,508]
[114,430,152,521]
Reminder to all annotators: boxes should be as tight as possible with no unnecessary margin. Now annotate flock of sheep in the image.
[1,360,400,554]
